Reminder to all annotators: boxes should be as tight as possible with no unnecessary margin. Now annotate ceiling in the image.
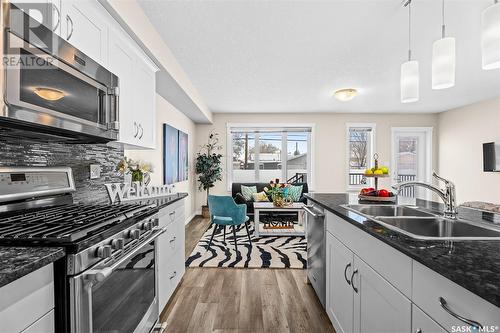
[139,0,500,114]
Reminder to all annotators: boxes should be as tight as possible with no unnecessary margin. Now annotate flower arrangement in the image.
[264,178,293,207]
[116,157,153,184]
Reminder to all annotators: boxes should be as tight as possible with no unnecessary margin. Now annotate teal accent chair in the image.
[207,195,252,252]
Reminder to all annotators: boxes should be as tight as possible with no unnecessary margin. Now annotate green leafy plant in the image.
[195,132,223,206]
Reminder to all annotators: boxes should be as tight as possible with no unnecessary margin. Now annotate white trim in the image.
[345,123,376,192]
[226,122,315,190]
[390,127,433,200]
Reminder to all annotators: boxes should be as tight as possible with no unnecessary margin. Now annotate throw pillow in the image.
[241,185,257,201]
[288,184,303,202]
[252,191,269,202]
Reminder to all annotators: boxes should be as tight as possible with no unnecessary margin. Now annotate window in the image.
[346,124,375,190]
[228,125,313,188]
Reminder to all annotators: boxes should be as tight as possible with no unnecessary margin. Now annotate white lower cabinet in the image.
[353,256,411,333]
[325,212,500,333]
[326,232,354,333]
[157,200,186,312]
[0,264,55,333]
[412,305,447,333]
[326,230,411,333]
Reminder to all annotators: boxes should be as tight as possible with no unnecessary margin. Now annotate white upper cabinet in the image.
[60,0,108,66]
[133,55,157,149]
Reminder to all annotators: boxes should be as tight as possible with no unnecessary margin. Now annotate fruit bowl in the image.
[358,187,396,203]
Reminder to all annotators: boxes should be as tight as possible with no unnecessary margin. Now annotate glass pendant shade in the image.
[401,60,419,103]
[432,37,456,89]
[481,2,500,70]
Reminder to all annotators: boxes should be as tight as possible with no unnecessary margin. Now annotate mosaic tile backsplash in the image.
[0,136,124,204]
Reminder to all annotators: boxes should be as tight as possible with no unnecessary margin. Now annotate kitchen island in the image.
[305,193,500,333]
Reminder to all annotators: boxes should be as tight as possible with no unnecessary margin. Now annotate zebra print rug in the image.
[186,222,307,269]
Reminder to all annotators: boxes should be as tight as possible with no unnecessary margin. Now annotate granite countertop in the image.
[0,246,65,288]
[305,193,500,308]
[123,192,188,210]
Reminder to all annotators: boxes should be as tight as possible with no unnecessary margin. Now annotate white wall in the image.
[438,97,500,204]
[194,113,438,212]
[126,94,198,223]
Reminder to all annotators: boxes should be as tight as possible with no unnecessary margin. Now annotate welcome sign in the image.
[105,182,176,204]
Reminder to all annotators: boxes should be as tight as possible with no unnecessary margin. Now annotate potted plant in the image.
[195,132,223,218]
[116,157,153,185]
[264,179,293,207]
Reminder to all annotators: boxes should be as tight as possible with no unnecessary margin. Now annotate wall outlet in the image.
[90,164,101,179]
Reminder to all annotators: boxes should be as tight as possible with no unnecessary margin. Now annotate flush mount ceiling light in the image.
[33,87,65,101]
[401,0,419,103]
[334,88,358,101]
[481,0,500,70]
[432,0,456,89]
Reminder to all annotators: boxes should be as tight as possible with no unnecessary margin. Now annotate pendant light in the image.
[482,0,500,70]
[432,0,455,89]
[401,0,419,103]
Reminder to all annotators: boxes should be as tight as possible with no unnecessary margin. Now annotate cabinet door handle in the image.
[66,15,74,40]
[169,236,176,243]
[415,329,422,333]
[133,122,138,138]
[438,297,482,329]
[52,4,60,32]
[170,271,177,279]
[138,124,144,139]
[344,263,352,285]
[350,269,358,293]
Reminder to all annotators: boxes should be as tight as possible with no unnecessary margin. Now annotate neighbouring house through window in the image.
[228,125,313,189]
[346,123,375,190]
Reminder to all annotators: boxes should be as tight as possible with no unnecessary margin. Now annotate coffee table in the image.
[253,202,306,237]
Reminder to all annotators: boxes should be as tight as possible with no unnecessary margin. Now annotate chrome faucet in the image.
[392,172,457,218]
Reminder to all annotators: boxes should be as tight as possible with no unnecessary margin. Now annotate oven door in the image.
[3,31,119,141]
[69,229,164,333]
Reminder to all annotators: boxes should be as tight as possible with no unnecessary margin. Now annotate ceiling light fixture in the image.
[401,0,419,103]
[33,87,65,101]
[334,88,358,101]
[481,0,500,70]
[432,0,455,89]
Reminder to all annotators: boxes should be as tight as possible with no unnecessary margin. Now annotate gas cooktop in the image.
[0,203,154,243]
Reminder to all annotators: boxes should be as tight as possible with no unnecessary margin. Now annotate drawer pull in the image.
[415,329,422,333]
[344,263,352,285]
[350,269,359,293]
[438,297,483,329]
[170,236,176,243]
[170,271,177,279]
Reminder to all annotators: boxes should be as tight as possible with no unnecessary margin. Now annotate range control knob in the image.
[111,238,125,250]
[152,218,160,227]
[96,245,112,259]
[141,221,152,231]
[128,229,141,240]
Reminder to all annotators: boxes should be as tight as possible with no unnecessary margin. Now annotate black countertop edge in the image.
[122,192,188,210]
[0,246,65,288]
[304,193,500,308]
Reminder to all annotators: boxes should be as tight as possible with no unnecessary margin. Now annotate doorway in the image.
[391,127,433,199]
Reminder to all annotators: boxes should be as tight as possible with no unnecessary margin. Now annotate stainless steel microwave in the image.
[1,3,119,143]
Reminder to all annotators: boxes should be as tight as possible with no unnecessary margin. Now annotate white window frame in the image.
[346,123,376,192]
[226,123,315,191]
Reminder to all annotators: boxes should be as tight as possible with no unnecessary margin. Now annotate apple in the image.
[378,189,390,197]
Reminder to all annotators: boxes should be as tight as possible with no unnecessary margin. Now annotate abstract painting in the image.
[178,130,189,182]
[163,124,179,184]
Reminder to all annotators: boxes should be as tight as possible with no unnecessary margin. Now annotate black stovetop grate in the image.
[0,204,152,242]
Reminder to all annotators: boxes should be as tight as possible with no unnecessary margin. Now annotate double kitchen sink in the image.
[342,204,500,240]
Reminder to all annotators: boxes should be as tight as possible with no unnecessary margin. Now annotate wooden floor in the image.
[160,216,335,333]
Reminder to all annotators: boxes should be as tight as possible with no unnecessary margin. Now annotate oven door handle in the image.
[84,226,166,283]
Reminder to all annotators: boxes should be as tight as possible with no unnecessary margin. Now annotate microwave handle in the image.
[106,87,120,131]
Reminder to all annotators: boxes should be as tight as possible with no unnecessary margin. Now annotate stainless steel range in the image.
[0,167,164,333]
